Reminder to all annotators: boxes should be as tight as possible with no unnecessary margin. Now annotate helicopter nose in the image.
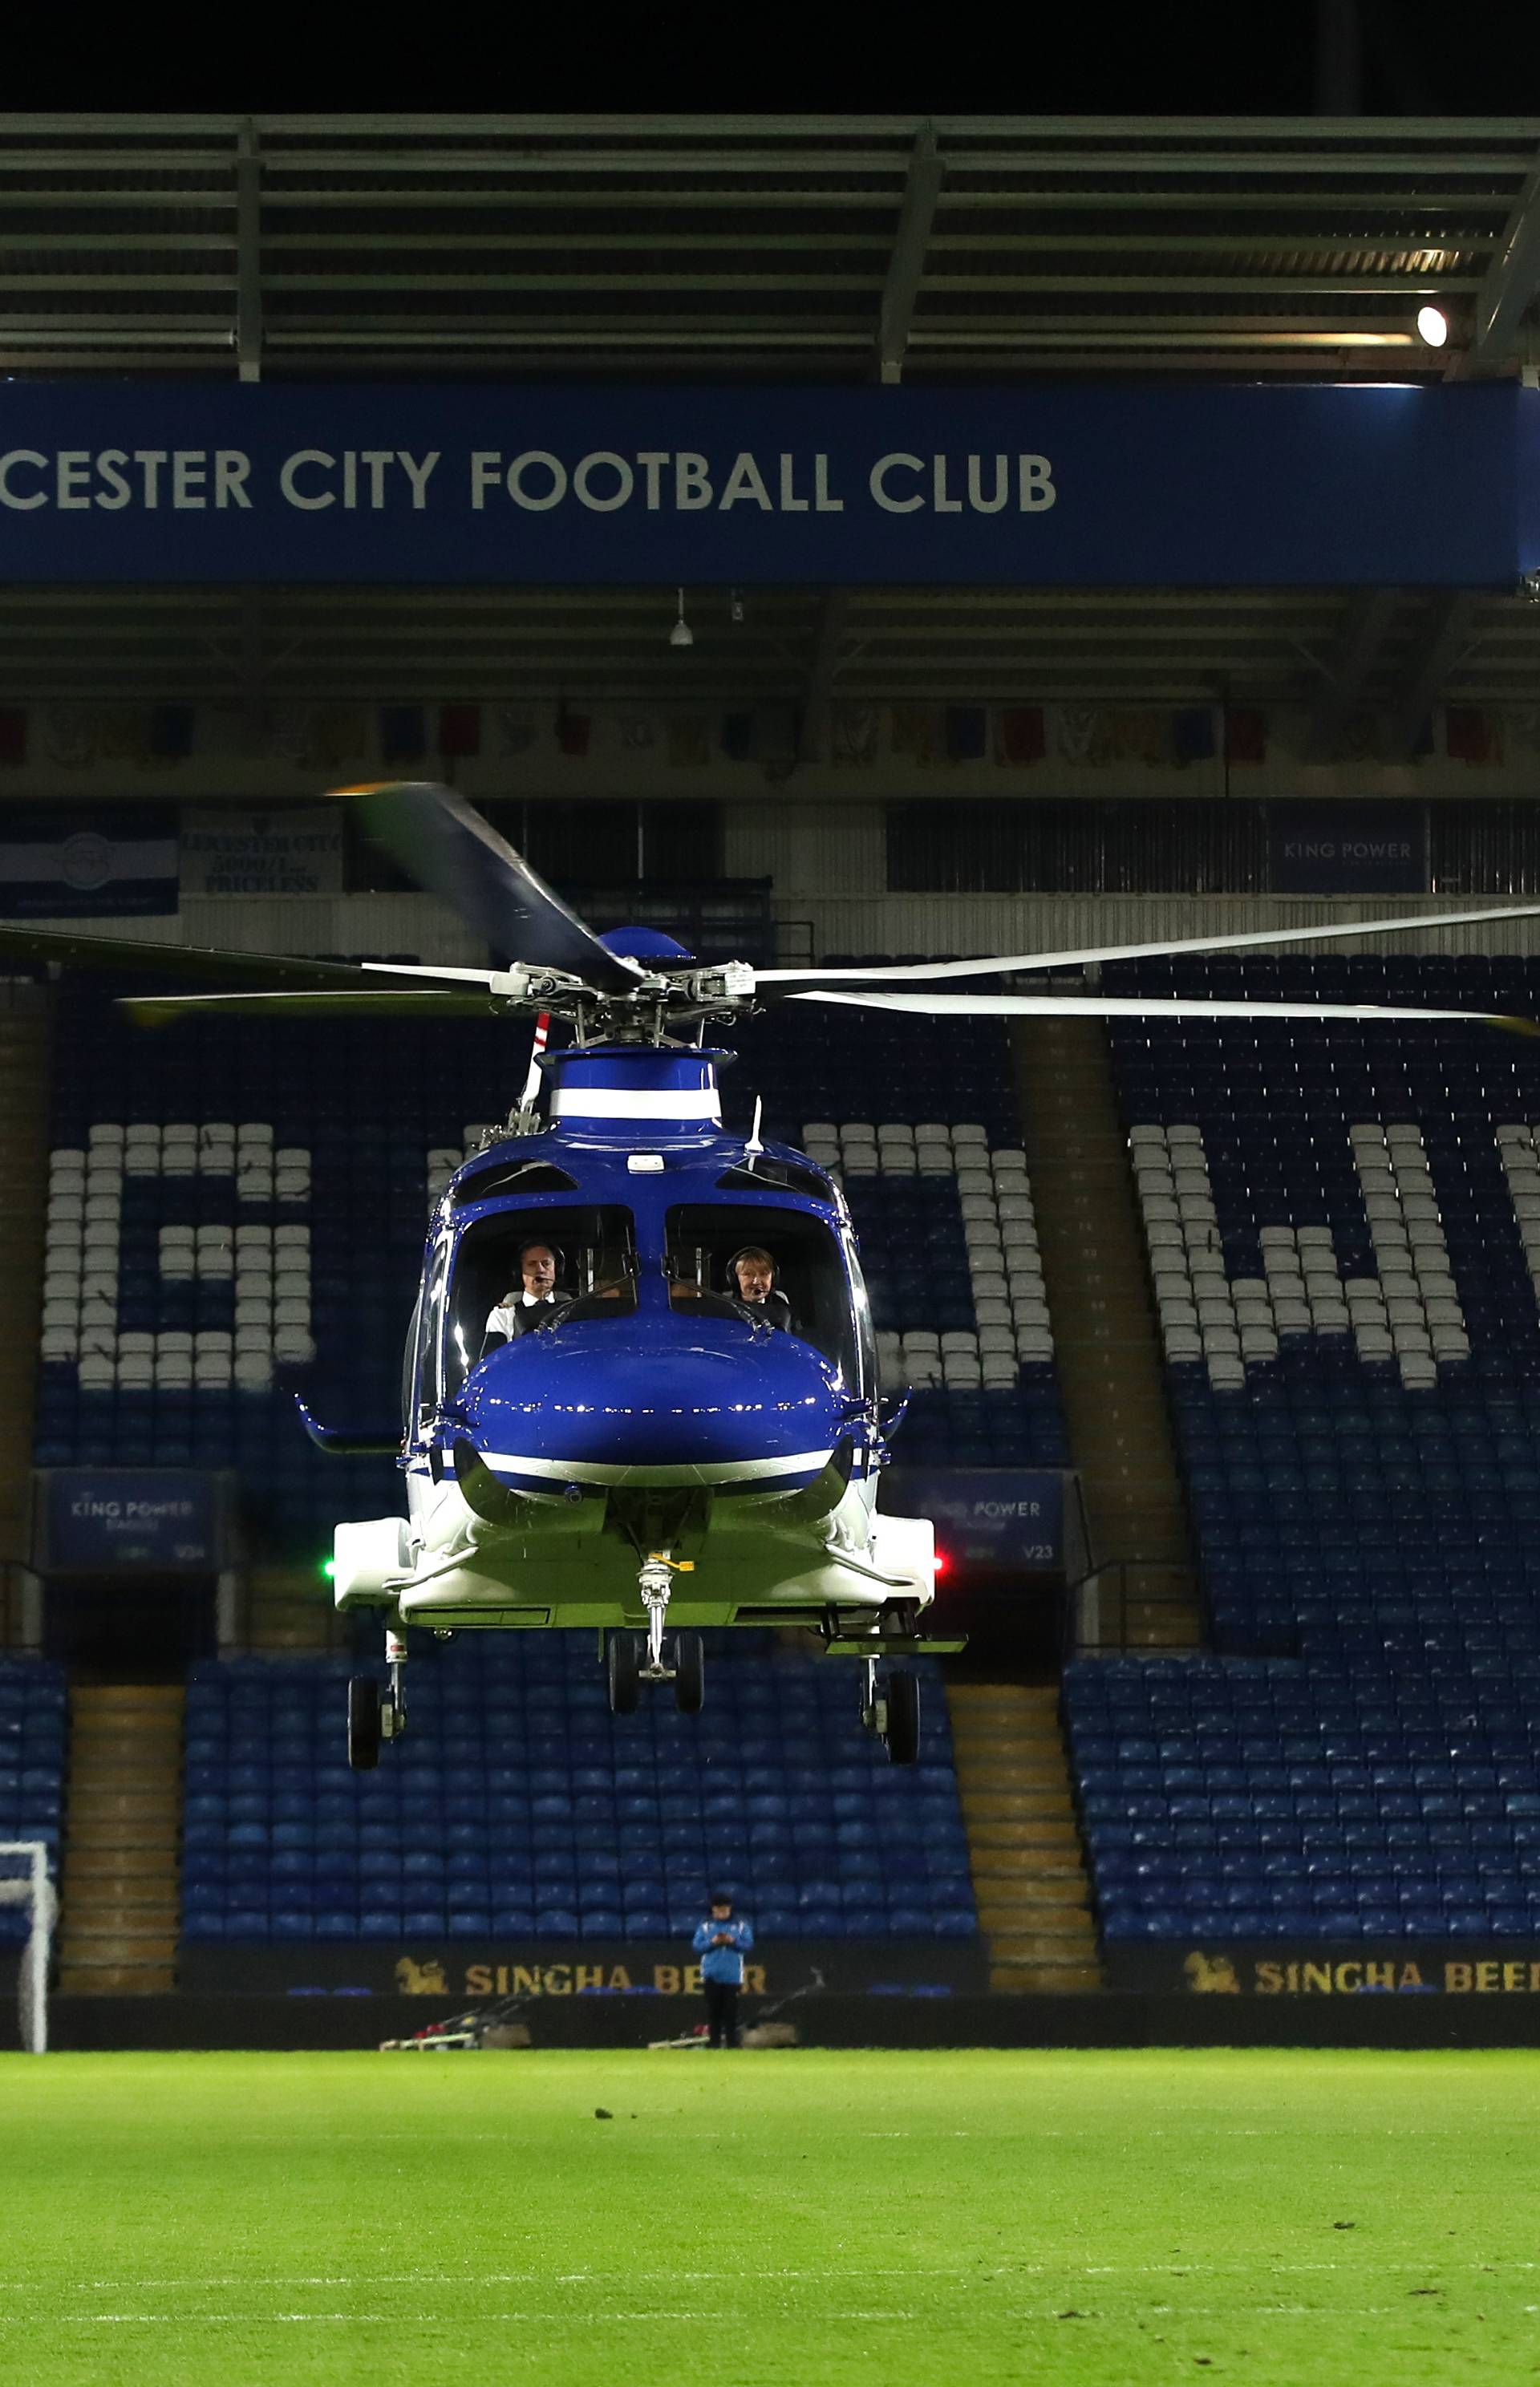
[456,1316,852,1496]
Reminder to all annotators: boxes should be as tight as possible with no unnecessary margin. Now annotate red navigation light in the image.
[934,1549,949,1578]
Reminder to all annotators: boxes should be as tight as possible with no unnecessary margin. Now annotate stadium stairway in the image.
[1013,1016,1201,1648]
[57,1684,183,1993]
[947,1683,1100,1990]
[0,986,52,1641]
[243,1566,346,1656]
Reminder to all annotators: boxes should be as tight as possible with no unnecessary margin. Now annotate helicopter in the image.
[5,780,1540,1769]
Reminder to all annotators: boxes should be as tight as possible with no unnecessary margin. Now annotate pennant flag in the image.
[719,711,754,763]
[496,707,537,757]
[1225,707,1267,765]
[0,709,27,765]
[946,706,987,764]
[438,704,481,759]
[831,704,879,767]
[667,716,709,768]
[149,705,194,760]
[302,706,367,769]
[1173,707,1218,765]
[997,707,1046,766]
[96,708,152,766]
[891,703,944,764]
[41,707,96,768]
[0,803,179,917]
[1112,709,1173,767]
[555,706,592,758]
[752,704,797,778]
[1052,705,1114,766]
[1446,706,1503,764]
[380,705,427,763]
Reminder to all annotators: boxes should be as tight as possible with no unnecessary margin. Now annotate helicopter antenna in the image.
[744,1094,764,1170]
[511,1011,552,1133]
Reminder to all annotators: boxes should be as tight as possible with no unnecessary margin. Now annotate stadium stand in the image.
[30,974,1068,1956]
[180,1635,975,1944]
[0,1660,67,1945]
[1067,952,1540,1944]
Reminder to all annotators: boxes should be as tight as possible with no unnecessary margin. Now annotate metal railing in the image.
[1064,1556,1204,1660]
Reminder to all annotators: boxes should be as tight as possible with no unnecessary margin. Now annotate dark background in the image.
[8,6,1540,120]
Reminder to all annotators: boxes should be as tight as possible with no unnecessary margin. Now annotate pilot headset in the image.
[725,1244,776,1293]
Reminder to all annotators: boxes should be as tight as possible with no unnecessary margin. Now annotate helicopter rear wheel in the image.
[674,1631,705,1715]
[347,1676,382,1771]
[606,1630,640,1716]
[883,1668,921,1766]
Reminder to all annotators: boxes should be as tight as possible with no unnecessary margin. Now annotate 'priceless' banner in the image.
[0,383,1534,586]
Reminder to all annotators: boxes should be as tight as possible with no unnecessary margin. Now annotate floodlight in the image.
[1416,305,1449,349]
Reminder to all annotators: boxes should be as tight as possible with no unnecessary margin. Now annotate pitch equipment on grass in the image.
[379,1990,532,2052]
[0,1842,55,2054]
[3,783,1537,1768]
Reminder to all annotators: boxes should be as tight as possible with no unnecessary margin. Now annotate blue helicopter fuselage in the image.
[332,1042,934,1632]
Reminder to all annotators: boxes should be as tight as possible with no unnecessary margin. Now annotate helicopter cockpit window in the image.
[665,1202,863,1383]
[444,1206,637,1396]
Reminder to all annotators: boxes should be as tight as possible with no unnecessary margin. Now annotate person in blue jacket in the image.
[692,1894,754,2048]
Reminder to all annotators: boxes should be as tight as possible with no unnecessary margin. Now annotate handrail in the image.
[1063,1553,1202,1660]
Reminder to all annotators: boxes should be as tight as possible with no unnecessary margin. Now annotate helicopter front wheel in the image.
[606,1630,640,1716]
[347,1676,382,1771]
[883,1668,921,1766]
[674,1631,705,1715]
[859,1659,921,1766]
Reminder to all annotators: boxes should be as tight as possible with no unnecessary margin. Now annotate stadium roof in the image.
[1,111,1537,381]
[0,113,1538,739]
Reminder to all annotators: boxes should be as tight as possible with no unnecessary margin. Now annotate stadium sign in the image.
[883,1468,1066,1574]
[1111,1945,1540,1996]
[0,383,1534,586]
[177,1937,989,1998]
[34,1469,229,1574]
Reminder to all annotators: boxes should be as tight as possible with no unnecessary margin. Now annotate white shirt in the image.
[484,1292,560,1339]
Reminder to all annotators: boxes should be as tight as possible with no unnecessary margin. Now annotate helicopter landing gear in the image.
[349,1627,408,1769]
[638,1553,674,1680]
[604,1554,705,1715]
[860,1656,921,1767]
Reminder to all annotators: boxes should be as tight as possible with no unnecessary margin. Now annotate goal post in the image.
[0,1842,55,2054]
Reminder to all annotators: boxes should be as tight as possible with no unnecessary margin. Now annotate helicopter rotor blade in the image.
[792,989,1539,1035]
[119,988,526,1027]
[757,899,1540,987]
[345,780,646,993]
[0,921,466,991]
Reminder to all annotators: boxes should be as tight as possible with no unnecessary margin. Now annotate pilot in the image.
[727,1245,793,1334]
[481,1239,573,1352]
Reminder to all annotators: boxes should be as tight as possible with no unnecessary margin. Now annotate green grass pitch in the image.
[3,2048,1539,2384]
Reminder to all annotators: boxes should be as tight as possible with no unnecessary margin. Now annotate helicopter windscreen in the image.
[444,1206,637,1395]
[665,1202,865,1382]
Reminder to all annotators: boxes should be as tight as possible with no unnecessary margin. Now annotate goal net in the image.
[0,1843,56,2053]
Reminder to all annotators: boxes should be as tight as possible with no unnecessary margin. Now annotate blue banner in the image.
[40,1470,225,1572]
[0,804,179,918]
[0,383,1532,586]
[1270,801,1428,896]
[886,1469,1064,1573]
